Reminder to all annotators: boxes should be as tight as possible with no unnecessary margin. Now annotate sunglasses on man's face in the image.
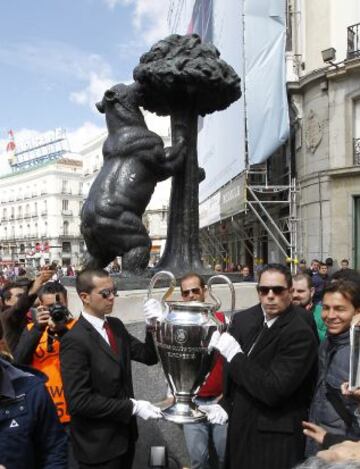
[98,288,118,299]
[181,287,202,298]
[257,286,288,296]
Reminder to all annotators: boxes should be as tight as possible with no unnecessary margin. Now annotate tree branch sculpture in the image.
[134,34,241,275]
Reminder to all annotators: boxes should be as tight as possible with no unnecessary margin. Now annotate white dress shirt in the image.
[246,306,278,356]
[261,305,279,328]
[81,311,110,346]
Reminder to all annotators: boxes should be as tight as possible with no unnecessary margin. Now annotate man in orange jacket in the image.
[13,281,77,467]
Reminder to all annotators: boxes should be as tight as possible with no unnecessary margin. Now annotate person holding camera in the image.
[1,267,55,354]
[14,282,76,421]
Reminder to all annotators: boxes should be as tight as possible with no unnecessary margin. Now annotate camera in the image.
[48,294,70,323]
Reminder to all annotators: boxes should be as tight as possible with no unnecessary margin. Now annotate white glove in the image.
[143,298,163,325]
[198,404,228,425]
[208,330,221,352]
[213,332,242,362]
[130,399,162,420]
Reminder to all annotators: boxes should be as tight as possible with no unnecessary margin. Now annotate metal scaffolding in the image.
[199,163,298,271]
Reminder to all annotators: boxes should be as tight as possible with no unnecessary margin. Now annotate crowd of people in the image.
[0,258,360,469]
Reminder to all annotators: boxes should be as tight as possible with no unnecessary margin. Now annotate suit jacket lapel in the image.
[236,305,264,354]
[79,315,121,365]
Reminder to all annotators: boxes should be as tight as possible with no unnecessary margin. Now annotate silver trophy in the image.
[349,324,360,390]
[147,270,235,424]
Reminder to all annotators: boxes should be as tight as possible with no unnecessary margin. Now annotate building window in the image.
[62,241,71,253]
[42,200,47,215]
[354,99,360,165]
[62,200,69,211]
[63,220,69,235]
[18,206,22,218]
[355,197,360,270]
[62,180,68,194]
[79,182,83,195]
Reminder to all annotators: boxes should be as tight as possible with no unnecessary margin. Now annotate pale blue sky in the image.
[0,0,169,160]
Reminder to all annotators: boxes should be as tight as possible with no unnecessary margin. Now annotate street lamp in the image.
[321,47,339,69]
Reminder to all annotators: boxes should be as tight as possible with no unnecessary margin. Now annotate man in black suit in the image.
[60,269,161,469]
[204,263,318,469]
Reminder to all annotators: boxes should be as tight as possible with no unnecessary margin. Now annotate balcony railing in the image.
[354,138,360,165]
[348,23,360,59]
[62,210,73,216]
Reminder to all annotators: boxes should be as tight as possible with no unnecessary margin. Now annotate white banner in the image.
[169,0,246,203]
[245,0,289,164]
[197,0,246,202]
[168,0,289,218]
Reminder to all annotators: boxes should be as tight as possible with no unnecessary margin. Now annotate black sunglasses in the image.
[181,287,202,298]
[257,286,288,296]
[98,288,118,299]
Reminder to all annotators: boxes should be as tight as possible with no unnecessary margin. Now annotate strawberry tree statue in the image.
[134,34,241,274]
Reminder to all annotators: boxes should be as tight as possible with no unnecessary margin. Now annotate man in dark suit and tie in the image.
[60,269,161,469]
[204,263,318,469]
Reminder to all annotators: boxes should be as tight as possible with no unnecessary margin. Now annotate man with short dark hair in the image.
[308,259,321,277]
[0,268,54,353]
[325,257,336,276]
[205,263,318,469]
[292,273,326,341]
[241,265,254,282]
[14,282,76,423]
[312,263,330,305]
[60,269,161,469]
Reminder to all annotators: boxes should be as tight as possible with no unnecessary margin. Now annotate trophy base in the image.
[161,400,207,424]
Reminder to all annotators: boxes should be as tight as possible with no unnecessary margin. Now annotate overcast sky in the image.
[0,0,170,174]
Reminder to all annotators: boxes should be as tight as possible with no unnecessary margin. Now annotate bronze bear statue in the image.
[81,82,186,274]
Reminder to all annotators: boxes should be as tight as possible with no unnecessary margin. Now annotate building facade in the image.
[0,156,84,267]
[287,0,360,268]
[0,112,172,270]
[197,1,360,272]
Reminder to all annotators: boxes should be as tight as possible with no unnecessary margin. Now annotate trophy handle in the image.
[147,270,176,306]
[207,274,235,328]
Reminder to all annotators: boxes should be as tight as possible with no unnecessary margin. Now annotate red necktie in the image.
[103,321,119,355]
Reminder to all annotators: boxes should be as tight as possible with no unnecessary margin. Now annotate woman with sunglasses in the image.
[305,280,360,456]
